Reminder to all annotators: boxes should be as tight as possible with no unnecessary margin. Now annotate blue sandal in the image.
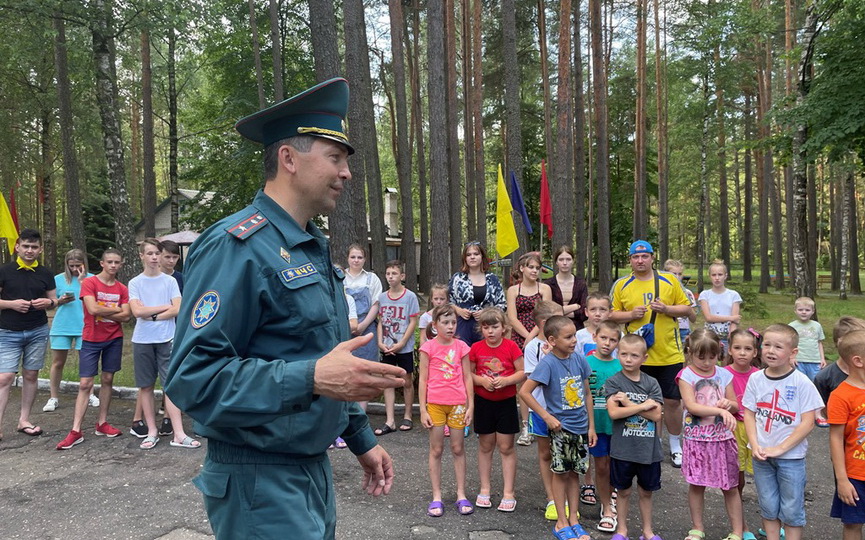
[571,523,593,540]
[553,525,578,540]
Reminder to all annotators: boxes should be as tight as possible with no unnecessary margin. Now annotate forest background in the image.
[0,0,863,302]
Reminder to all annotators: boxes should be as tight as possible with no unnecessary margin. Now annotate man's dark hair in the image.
[18,228,41,244]
[263,135,317,181]
[161,239,181,255]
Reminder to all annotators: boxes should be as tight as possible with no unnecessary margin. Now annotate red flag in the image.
[539,160,553,238]
[9,188,19,231]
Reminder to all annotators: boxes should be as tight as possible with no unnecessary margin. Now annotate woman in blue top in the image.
[43,249,95,412]
[448,242,506,346]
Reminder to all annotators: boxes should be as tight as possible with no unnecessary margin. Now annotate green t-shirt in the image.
[789,319,825,364]
[588,354,622,435]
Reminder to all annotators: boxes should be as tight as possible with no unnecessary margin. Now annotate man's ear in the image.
[279,144,298,175]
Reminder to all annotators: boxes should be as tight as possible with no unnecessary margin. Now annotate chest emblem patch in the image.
[280,247,291,263]
[191,290,220,329]
[280,263,318,283]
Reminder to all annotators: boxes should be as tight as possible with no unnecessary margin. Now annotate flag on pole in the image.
[508,171,533,235]
[9,188,19,231]
[540,160,553,239]
[0,192,19,254]
[496,164,519,257]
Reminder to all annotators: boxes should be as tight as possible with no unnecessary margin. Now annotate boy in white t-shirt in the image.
[743,324,823,540]
[576,291,615,359]
[129,239,199,450]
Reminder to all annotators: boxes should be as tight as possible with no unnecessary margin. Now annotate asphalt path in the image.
[0,389,841,539]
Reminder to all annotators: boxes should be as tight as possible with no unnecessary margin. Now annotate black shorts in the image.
[640,362,683,400]
[473,395,520,435]
[610,457,662,492]
[381,351,414,374]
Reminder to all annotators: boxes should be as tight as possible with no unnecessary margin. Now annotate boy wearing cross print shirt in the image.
[743,324,823,540]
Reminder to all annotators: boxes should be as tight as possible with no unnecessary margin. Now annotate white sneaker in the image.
[88,394,100,408]
[43,397,59,412]
[671,451,682,468]
[516,423,533,446]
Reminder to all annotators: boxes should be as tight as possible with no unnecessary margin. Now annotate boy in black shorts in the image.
[605,334,664,540]
[375,260,419,435]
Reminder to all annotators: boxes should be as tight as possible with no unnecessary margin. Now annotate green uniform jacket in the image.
[166,190,377,457]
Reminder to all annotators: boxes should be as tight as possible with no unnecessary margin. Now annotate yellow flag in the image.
[496,164,519,257]
[0,193,17,254]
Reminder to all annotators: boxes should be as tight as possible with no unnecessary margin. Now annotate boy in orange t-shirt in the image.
[828,330,865,540]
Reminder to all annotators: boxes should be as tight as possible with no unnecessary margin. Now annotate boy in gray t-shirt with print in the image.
[604,334,664,540]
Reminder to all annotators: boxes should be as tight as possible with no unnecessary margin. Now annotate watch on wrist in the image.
[151,314,158,321]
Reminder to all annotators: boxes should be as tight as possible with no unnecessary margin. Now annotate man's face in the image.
[15,239,42,264]
[161,252,180,271]
[140,244,162,270]
[629,252,653,274]
[100,254,123,276]
[289,139,351,216]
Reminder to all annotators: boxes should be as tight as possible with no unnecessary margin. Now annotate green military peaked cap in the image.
[235,77,355,154]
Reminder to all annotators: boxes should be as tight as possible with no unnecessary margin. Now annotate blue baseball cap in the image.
[629,240,654,256]
[235,78,354,154]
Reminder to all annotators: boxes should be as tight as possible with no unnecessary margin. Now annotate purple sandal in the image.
[427,500,444,517]
[455,498,474,515]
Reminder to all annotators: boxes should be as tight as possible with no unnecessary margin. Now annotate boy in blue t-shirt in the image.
[520,315,596,540]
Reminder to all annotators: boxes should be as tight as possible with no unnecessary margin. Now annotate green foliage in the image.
[736,282,769,319]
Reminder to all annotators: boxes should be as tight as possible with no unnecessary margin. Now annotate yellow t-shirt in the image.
[611,270,689,367]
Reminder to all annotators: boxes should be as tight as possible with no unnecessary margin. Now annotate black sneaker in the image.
[159,418,174,437]
[129,420,148,439]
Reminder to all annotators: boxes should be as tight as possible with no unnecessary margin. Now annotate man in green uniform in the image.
[166,78,407,540]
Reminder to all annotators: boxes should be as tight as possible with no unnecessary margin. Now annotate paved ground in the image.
[0,388,841,539]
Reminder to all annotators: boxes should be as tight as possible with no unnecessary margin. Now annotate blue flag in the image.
[509,171,533,235]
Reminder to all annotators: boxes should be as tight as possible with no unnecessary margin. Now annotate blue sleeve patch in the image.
[191,290,220,329]
[280,263,318,283]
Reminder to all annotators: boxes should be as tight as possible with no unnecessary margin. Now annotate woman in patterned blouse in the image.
[448,242,507,346]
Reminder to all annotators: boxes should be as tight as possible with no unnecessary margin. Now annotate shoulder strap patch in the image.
[225,212,269,240]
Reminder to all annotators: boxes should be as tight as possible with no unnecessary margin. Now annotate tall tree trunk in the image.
[461,0,476,243]
[590,0,611,290]
[344,0,386,273]
[633,0,648,240]
[502,0,528,255]
[654,0,668,263]
[389,0,417,291]
[574,0,587,276]
[784,0,796,278]
[830,171,839,290]
[697,71,710,293]
[427,0,450,283]
[53,14,86,253]
[92,0,136,283]
[552,0,574,251]
[807,161,818,293]
[167,25,179,232]
[268,0,283,101]
[586,15,594,284]
[743,91,753,281]
[715,46,730,267]
[409,0,430,291]
[839,170,851,300]
[445,0,462,269]
[763,43,784,289]
[538,0,554,177]
[309,0,340,80]
[141,27,157,238]
[39,111,57,268]
[249,0,266,108]
[848,171,860,294]
[471,0,486,245]
[792,3,818,299]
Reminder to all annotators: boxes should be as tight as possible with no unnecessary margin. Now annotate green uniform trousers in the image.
[193,442,335,540]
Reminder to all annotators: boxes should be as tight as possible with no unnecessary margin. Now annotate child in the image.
[677,329,743,540]
[506,251,553,350]
[519,315,596,540]
[159,239,184,293]
[419,283,448,345]
[419,304,474,517]
[375,260,419,435]
[815,317,865,421]
[743,324,824,540]
[576,292,614,359]
[664,259,698,343]
[587,320,622,533]
[698,260,742,353]
[344,244,382,365]
[470,308,526,512]
[604,334,665,540]
[789,297,826,390]
[827,330,865,540]
[524,300,570,521]
[724,329,761,540]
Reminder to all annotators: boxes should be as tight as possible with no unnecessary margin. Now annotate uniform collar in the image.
[252,190,327,249]
[16,257,38,271]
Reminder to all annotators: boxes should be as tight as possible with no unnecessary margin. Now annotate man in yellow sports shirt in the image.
[609,240,694,468]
